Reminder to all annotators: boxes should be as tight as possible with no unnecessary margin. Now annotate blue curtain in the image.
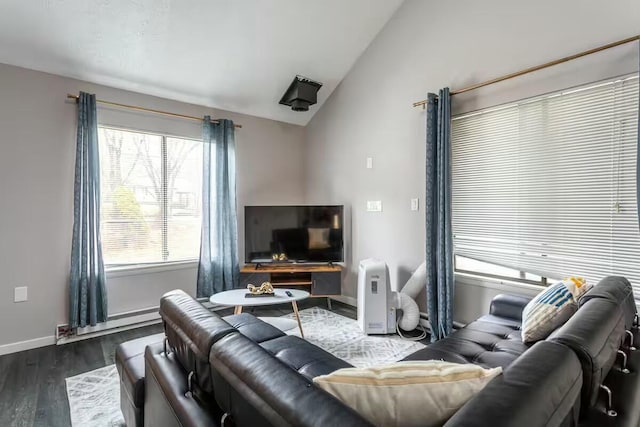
[69,92,108,328]
[197,117,239,297]
[425,88,454,342]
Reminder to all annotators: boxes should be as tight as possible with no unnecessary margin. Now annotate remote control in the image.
[285,291,293,297]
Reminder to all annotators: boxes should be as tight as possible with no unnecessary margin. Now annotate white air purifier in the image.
[357,258,396,334]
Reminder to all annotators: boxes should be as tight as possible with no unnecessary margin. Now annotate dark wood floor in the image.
[0,298,352,427]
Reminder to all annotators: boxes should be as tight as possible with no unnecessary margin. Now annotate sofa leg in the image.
[626,330,636,351]
[599,384,617,417]
[617,350,630,374]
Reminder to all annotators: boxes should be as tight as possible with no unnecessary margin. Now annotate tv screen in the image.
[244,205,344,263]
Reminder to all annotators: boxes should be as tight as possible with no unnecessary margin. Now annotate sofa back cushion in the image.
[445,341,582,427]
[548,298,625,415]
[209,332,372,427]
[579,276,637,331]
[159,289,235,398]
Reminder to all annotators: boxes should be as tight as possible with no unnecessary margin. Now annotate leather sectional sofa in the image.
[115,276,640,426]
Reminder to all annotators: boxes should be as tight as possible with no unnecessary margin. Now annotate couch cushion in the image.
[223,313,286,343]
[260,335,352,379]
[548,298,625,415]
[115,332,165,408]
[580,276,637,331]
[313,361,501,427]
[209,332,372,427]
[403,319,527,370]
[445,341,582,427]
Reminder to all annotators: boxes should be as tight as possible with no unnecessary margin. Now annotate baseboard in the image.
[57,318,164,345]
[330,295,357,307]
[0,335,56,356]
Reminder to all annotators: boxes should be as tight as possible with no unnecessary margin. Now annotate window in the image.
[98,127,203,266]
[451,74,640,296]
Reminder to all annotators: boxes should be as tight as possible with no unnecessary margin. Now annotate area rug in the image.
[66,364,125,426]
[282,307,425,367]
[66,307,426,426]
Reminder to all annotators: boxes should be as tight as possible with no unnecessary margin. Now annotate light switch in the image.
[366,200,382,212]
[411,198,419,211]
[14,286,28,302]
[366,157,373,169]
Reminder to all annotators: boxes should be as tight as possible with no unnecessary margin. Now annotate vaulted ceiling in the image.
[0,0,404,125]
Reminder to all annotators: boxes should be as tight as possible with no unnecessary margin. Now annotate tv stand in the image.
[240,264,342,308]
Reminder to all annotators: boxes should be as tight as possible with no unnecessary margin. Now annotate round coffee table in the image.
[209,288,310,337]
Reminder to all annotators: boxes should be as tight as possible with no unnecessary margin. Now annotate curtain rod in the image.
[66,94,242,128]
[412,34,640,108]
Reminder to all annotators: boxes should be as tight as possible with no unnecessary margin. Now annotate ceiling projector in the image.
[279,75,323,112]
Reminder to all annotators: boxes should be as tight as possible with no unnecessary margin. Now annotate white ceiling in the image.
[0,0,404,125]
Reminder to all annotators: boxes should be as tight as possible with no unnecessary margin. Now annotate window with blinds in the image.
[98,127,203,266]
[452,74,640,297]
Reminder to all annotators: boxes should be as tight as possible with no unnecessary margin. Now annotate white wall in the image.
[0,63,305,350]
[304,0,640,316]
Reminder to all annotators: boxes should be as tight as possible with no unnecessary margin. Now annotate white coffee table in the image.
[209,288,310,337]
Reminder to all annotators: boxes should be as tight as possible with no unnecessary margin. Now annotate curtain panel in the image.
[197,117,239,297]
[69,92,108,328]
[425,89,454,342]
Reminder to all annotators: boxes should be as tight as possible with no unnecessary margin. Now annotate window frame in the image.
[454,255,549,288]
[97,125,203,270]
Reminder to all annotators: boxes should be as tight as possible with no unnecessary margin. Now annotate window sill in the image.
[455,271,544,295]
[106,260,198,278]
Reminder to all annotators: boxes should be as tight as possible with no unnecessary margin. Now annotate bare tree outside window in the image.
[98,127,202,265]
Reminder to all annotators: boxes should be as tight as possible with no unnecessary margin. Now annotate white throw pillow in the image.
[521,277,589,343]
[313,361,502,427]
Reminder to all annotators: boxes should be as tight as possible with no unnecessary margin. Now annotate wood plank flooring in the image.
[0,298,350,427]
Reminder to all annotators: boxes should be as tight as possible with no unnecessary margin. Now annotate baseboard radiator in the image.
[56,300,220,344]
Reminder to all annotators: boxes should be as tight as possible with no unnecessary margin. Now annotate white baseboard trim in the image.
[0,335,56,356]
[330,295,357,307]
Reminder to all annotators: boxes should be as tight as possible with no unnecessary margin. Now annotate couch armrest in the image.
[490,294,533,321]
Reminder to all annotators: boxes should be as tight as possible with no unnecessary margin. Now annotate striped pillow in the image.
[521,277,588,343]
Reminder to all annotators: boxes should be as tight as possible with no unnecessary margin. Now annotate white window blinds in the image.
[98,128,203,266]
[452,74,640,297]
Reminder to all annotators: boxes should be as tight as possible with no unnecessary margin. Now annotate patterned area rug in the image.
[66,364,124,427]
[282,307,425,367]
[66,307,426,426]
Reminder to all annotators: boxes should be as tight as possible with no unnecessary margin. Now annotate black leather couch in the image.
[116,276,640,426]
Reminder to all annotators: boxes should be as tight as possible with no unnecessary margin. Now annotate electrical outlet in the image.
[14,286,28,302]
[411,198,419,211]
[366,157,373,169]
[366,200,382,212]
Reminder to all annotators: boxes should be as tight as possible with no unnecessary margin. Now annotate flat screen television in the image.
[244,205,344,264]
